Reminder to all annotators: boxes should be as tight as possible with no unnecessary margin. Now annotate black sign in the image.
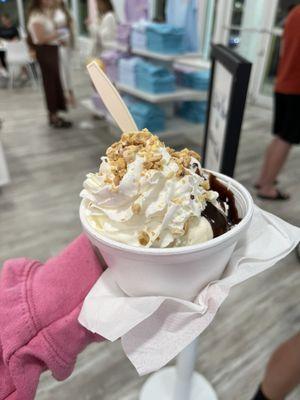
[203,44,252,177]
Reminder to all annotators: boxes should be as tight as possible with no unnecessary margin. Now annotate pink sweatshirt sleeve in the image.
[0,234,104,400]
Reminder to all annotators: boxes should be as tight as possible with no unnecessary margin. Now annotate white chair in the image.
[5,40,38,89]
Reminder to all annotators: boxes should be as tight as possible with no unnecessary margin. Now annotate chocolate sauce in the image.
[201,174,241,238]
[192,163,201,176]
[202,202,229,237]
[209,174,240,226]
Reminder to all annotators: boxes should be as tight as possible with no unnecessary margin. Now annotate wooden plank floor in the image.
[0,70,299,400]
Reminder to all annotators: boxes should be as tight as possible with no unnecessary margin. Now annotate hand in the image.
[58,39,67,46]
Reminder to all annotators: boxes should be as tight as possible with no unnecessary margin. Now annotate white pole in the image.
[173,339,198,400]
[139,338,217,400]
[203,0,215,59]
[16,0,25,30]
[212,0,233,45]
[71,0,80,36]
[198,0,207,56]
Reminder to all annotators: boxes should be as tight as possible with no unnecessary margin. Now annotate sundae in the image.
[81,130,240,248]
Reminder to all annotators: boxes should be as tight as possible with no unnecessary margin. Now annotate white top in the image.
[89,11,117,54]
[53,8,67,28]
[53,8,72,44]
[27,11,57,45]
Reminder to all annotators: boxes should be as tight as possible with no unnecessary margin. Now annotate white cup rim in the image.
[80,170,254,256]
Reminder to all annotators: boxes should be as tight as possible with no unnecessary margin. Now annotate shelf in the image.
[107,41,207,66]
[106,43,201,62]
[131,48,200,62]
[106,40,210,71]
[116,83,207,103]
[174,57,211,70]
[81,98,203,139]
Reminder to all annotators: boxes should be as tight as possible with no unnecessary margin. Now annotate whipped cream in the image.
[81,130,226,248]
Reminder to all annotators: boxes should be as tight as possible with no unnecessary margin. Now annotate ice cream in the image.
[80,129,240,248]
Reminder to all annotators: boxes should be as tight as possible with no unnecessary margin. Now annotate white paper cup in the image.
[80,171,254,301]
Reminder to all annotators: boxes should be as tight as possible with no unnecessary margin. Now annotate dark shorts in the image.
[273,92,300,144]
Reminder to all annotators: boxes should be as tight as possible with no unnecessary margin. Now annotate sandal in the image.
[254,180,278,189]
[50,117,72,129]
[257,189,290,201]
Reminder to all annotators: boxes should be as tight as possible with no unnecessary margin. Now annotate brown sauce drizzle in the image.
[202,202,229,237]
[201,174,241,238]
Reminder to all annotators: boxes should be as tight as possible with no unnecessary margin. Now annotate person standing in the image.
[27,0,72,128]
[0,13,19,41]
[0,13,19,71]
[255,5,300,200]
[86,0,117,56]
[252,332,300,399]
[53,0,76,107]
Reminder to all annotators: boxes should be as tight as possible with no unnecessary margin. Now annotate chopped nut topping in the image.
[171,228,184,236]
[150,153,162,162]
[197,194,206,203]
[201,181,210,190]
[183,220,189,233]
[132,203,141,215]
[166,146,175,155]
[103,129,202,186]
[189,150,201,161]
[152,160,163,170]
[113,175,120,186]
[116,158,126,169]
[138,231,150,246]
[175,162,185,177]
[172,197,182,205]
[170,148,199,176]
[123,149,135,163]
[143,161,153,170]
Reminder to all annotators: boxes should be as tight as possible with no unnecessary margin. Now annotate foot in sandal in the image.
[257,184,290,201]
[49,115,72,129]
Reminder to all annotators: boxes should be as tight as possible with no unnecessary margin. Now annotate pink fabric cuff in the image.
[0,234,103,400]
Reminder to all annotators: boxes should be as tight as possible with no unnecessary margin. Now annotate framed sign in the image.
[203,44,252,177]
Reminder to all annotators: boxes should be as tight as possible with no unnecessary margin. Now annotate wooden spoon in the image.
[87,60,138,133]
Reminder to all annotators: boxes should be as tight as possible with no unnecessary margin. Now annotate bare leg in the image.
[66,90,76,108]
[69,90,76,107]
[261,333,300,400]
[257,139,278,185]
[48,112,59,125]
[257,136,291,197]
